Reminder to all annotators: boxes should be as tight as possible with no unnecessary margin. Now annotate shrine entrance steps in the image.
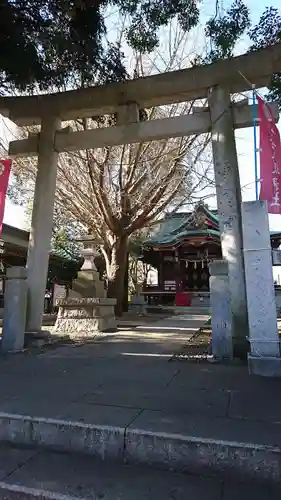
[0,312,281,495]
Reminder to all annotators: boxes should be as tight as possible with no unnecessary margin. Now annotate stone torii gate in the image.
[0,43,280,354]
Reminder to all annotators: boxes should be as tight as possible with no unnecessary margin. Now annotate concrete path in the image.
[0,311,281,484]
[0,444,280,499]
[135,312,209,337]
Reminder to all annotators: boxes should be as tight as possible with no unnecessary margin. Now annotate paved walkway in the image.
[0,310,279,428]
[0,311,281,486]
[0,443,280,499]
[0,312,208,414]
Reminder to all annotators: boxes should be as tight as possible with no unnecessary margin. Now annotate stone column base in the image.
[2,267,27,353]
[54,297,117,336]
[248,354,281,377]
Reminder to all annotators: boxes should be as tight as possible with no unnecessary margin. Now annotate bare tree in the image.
[6,21,214,315]
[10,109,211,314]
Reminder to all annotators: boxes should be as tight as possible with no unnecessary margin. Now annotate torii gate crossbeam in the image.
[8,101,278,157]
[0,43,280,125]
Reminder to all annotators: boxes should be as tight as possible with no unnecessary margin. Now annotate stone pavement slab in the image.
[223,483,281,500]
[78,386,229,416]
[0,444,37,481]
[229,389,281,422]
[1,444,281,500]
[170,361,281,392]
[136,313,208,336]
[0,399,141,428]
[3,446,221,500]
[126,409,281,448]
[0,355,180,402]
[42,332,190,359]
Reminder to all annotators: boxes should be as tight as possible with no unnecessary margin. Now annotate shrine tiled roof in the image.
[270,231,281,236]
[148,228,220,246]
[145,205,220,247]
[145,205,281,248]
[149,214,189,242]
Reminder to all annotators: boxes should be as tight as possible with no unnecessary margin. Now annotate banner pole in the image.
[252,87,259,200]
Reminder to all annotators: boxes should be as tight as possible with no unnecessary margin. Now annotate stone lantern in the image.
[70,236,105,299]
[54,236,116,336]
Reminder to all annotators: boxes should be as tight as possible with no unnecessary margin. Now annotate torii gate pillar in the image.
[26,116,61,332]
[209,86,249,355]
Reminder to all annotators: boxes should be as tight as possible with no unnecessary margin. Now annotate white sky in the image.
[1,0,281,232]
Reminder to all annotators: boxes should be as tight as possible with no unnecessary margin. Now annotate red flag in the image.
[0,159,12,234]
[258,95,281,214]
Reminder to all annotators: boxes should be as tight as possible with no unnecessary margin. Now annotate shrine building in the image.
[141,204,281,305]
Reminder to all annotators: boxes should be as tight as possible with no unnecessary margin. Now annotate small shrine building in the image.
[0,223,81,311]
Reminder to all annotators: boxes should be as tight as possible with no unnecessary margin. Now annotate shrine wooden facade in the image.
[141,205,281,305]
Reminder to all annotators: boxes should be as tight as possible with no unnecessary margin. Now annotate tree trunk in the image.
[106,236,128,317]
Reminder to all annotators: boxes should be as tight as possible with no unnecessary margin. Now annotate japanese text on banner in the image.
[258,95,281,214]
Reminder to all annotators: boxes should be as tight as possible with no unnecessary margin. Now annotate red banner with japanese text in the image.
[0,159,12,234]
[258,95,281,214]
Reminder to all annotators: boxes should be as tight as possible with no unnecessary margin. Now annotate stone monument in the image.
[54,236,116,336]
